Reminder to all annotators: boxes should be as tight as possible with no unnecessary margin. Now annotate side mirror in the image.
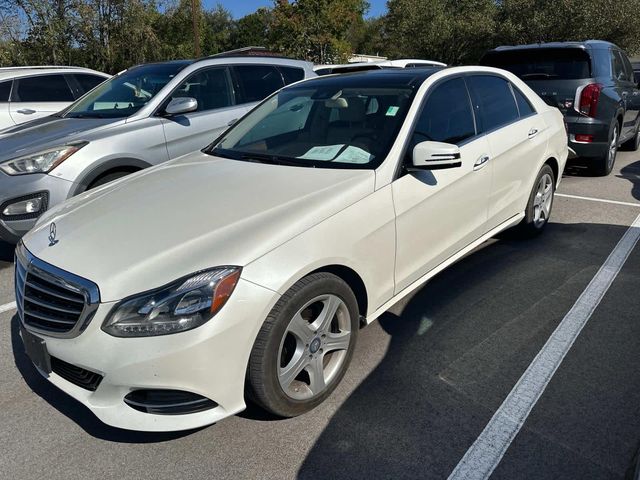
[165,97,198,116]
[410,141,462,170]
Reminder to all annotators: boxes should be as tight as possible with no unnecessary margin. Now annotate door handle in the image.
[528,128,539,139]
[473,154,490,171]
[16,109,35,115]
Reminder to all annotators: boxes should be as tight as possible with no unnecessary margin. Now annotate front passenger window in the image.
[409,77,476,149]
[171,68,234,112]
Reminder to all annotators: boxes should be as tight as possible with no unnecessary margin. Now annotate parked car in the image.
[0,66,109,130]
[15,66,567,431]
[481,40,640,176]
[0,55,315,244]
[314,58,446,75]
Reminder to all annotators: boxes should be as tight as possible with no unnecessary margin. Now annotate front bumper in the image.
[0,172,76,244]
[20,277,279,432]
[565,116,610,161]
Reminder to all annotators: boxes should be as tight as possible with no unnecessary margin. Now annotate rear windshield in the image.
[482,48,592,80]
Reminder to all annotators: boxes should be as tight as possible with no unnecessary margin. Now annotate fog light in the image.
[0,192,48,220]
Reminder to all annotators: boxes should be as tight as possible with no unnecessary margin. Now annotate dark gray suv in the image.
[481,40,640,175]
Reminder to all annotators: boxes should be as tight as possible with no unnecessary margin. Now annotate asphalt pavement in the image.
[0,152,639,480]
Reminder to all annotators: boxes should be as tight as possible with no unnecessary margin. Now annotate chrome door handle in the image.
[16,109,35,115]
[473,154,490,171]
[528,128,539,139]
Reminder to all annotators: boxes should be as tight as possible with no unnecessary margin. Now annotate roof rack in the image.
[204,46,293,60]
[0,65,93,71]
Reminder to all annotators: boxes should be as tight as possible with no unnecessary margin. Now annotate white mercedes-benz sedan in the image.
[15,66,568,431]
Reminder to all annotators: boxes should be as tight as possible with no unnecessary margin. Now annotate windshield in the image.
[482,49,592,80]
[209,83,414,169]
[64,63,189,119]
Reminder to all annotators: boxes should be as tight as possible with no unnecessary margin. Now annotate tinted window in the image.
[482,48,591,80]
[468,75,519,132]
[74,74,106,94]
[171,68,233,111]
[512,85,535,117]
[0,81,11,102]
[612,50,627,81]
[620,51,635,83]
[410,77,475,148]
[233,65,285,103]
[14,75,73,102]
[280,67,305,85]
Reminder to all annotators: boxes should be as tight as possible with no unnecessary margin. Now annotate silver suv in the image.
[0,66,109,130]
[0,55,315,243]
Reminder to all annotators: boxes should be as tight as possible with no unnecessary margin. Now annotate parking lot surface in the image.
[1,153,639,480]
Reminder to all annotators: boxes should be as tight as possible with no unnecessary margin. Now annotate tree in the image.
[229,7,273,50]
[270,0,369,64]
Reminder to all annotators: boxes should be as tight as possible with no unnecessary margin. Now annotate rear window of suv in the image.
[482,48,592,80]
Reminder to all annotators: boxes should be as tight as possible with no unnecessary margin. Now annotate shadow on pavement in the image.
[0,240,14,264]
[619,160,640,202]
[10,314,202,443]
[298,221,638,479]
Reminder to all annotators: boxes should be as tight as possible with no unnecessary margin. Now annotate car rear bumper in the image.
[19,277,278,432]
[565,116,610,160]
[0,172,75,243]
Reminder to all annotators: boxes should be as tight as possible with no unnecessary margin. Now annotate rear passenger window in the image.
[410,77,475,148]
[468,75,519,132]
[512,85,535,117]
[233,65,285,104]
[14,74,74,102]
[171,67,234,112]
[279,67,305,85]
[74,74,105,94]
[0,81,11,102]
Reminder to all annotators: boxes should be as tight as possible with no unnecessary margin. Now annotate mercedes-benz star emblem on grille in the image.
[48,222,58,247]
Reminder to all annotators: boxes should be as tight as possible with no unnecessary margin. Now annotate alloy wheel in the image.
[533,173,553,228]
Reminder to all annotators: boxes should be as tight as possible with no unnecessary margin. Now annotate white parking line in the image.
[0,301,16,314]
[556,193,640,208]
[448,211,640,480]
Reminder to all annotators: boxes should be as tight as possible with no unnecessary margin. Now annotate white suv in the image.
[0,66,109,130]
[17,66,568,432]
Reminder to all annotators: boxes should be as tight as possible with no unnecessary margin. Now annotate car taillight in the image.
[578,83,603,118]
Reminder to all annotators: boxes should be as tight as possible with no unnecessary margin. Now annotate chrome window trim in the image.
[15,242,100,339]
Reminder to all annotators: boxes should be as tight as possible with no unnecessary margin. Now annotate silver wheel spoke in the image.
[306,355,326,394]
[324,331,350,353]
[288,312,315,344]
[312,295,341,333]
[279,351,308,389]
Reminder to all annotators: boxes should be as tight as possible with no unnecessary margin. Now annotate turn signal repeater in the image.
[103,267,242,337]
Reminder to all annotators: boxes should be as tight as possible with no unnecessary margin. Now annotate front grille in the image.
[15,243,100,337]
[51,356,103,391]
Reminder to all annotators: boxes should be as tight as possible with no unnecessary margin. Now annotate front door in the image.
[393,77,492,293]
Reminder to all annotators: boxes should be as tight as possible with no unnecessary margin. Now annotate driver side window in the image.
[171,67,234,112]
[408,77,476,156]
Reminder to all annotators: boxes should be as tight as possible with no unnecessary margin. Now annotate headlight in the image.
[102,267,241,337]
[0,142,87,175]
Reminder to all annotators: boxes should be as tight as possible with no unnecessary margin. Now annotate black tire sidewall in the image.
[248,273,359,417]
[520,164,555,236]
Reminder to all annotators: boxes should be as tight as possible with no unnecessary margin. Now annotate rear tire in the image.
[515,164,555,238]
[247,272,359,417]
[591,120,619,176]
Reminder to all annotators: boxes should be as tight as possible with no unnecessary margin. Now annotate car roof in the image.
[0,66,109,81]
[126,56,313,74]
[487,40,617,53]
[292,67,444,89]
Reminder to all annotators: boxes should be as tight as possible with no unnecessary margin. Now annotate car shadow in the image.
[298,221,639,479]
[10,314,202,443]
[0,240,14,264]
[619,160,640,202]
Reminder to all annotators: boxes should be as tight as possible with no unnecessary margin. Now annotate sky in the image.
[207,0,388,19]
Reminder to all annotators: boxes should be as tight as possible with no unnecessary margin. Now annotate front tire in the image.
[516,164,555,237]
[247,272,359,417]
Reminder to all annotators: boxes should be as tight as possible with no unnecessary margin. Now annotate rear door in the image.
[467,74,548,228]
[392,76,492,292]
[615,50,640,139]
[9,74,75,124]
[162,66,247,158]
[0,80,13,130]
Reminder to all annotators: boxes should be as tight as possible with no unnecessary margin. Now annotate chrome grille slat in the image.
[15,243,100,338]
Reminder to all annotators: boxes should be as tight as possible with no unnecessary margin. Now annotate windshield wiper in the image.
[210,148,310,167]
[66,113,107,119]
[521,73,558,79]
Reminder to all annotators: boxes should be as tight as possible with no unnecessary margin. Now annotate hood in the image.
[23,152,375,302]
[0,116,123,161]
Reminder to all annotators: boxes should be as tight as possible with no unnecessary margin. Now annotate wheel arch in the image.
[70,158,152,196]
[307,264,368,320]
[544,156,559,185]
